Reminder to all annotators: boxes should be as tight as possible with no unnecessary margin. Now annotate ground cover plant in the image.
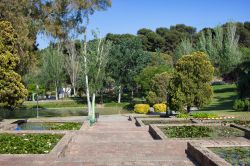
[142,119,193,125]
[209,147,250,165]
[18,122,82,130]
[0,133,63,154]
[160,125,245,138]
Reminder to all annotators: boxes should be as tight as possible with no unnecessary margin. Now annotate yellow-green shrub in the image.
[153,104,166,113]
[134,104,150,114]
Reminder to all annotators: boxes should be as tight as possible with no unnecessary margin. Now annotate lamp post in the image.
[36,85,39,118]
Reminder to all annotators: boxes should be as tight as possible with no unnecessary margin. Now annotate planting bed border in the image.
[148,123,249,140]
[186,140,250,166]
[135,118,198,127]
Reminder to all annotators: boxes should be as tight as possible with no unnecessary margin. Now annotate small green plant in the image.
[176,113,189,118]
[0,133,63,154]
[192,112,218,118]
[153,104,166,113]
[134,104,150,114]
[233,99,249,111]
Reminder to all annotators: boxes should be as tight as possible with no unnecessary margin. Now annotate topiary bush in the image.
[233,99,249,111]
[153,103,166,113]
[134,104,150,114]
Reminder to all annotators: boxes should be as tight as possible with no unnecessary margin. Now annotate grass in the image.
[198,84,250,119]
[0,133,63,154]
[0,107,131,119]
[160,125,245,139]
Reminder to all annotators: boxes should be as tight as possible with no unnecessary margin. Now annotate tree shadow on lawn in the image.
[201,94,237,112]
[213,87,237,94]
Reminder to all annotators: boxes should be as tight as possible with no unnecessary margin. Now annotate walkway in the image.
[0,115,195,166]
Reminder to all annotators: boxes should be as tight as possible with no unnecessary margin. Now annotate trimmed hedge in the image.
[153,104,166,113]
[134,104,150,114]
[192,112,218,118]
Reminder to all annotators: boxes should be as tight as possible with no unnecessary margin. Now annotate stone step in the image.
[71,132,153,143]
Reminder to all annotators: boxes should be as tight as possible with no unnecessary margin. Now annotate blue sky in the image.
[37,0,250,49]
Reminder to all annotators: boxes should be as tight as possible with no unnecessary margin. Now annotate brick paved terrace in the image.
[0,115,197,166]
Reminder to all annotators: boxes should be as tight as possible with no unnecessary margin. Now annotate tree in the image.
[65,40,80,96]
[80,31,111,123]
[107,34,151,103]
[135,65,171,94]
[197,23,242,76]
[42,0,111,39]
[174,38,194,63]
[0,21,28,109]
[146,72,171,105]
[168,52,214,113]
[41,45,65,100]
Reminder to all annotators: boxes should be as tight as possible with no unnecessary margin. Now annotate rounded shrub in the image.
[233,99,249,111]
[153,104,166,113]
[134,104,150,114]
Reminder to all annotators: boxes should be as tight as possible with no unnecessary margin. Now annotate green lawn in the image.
[199,84,250,119]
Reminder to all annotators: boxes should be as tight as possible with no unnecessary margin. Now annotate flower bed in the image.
[0,133,63,154]
[209,147,250,165]
[18,122,82,130]
[160,125,244,138]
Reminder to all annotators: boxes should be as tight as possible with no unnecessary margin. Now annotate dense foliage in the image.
[0,133,62,154]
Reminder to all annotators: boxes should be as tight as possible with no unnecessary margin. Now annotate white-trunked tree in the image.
[80,31,111,125]
[65,40,80,96]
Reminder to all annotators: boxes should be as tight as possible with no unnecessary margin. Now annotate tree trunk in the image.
[55,85,58,100]
[73,86,76,96]
[100,90,103,104]
[91,93,96,122]
[131,89,134,101]
[85,72,91,116]
[118,85,121,103]
[187,106,191,113]
[32,93,35,101]
[166,94,168,116]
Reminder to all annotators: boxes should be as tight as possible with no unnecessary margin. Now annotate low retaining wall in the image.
[135,117,197,127]
[148,123,249,140]
[230,124,250,139]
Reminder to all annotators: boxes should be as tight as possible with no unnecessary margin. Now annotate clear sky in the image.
[37,0,250,49]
